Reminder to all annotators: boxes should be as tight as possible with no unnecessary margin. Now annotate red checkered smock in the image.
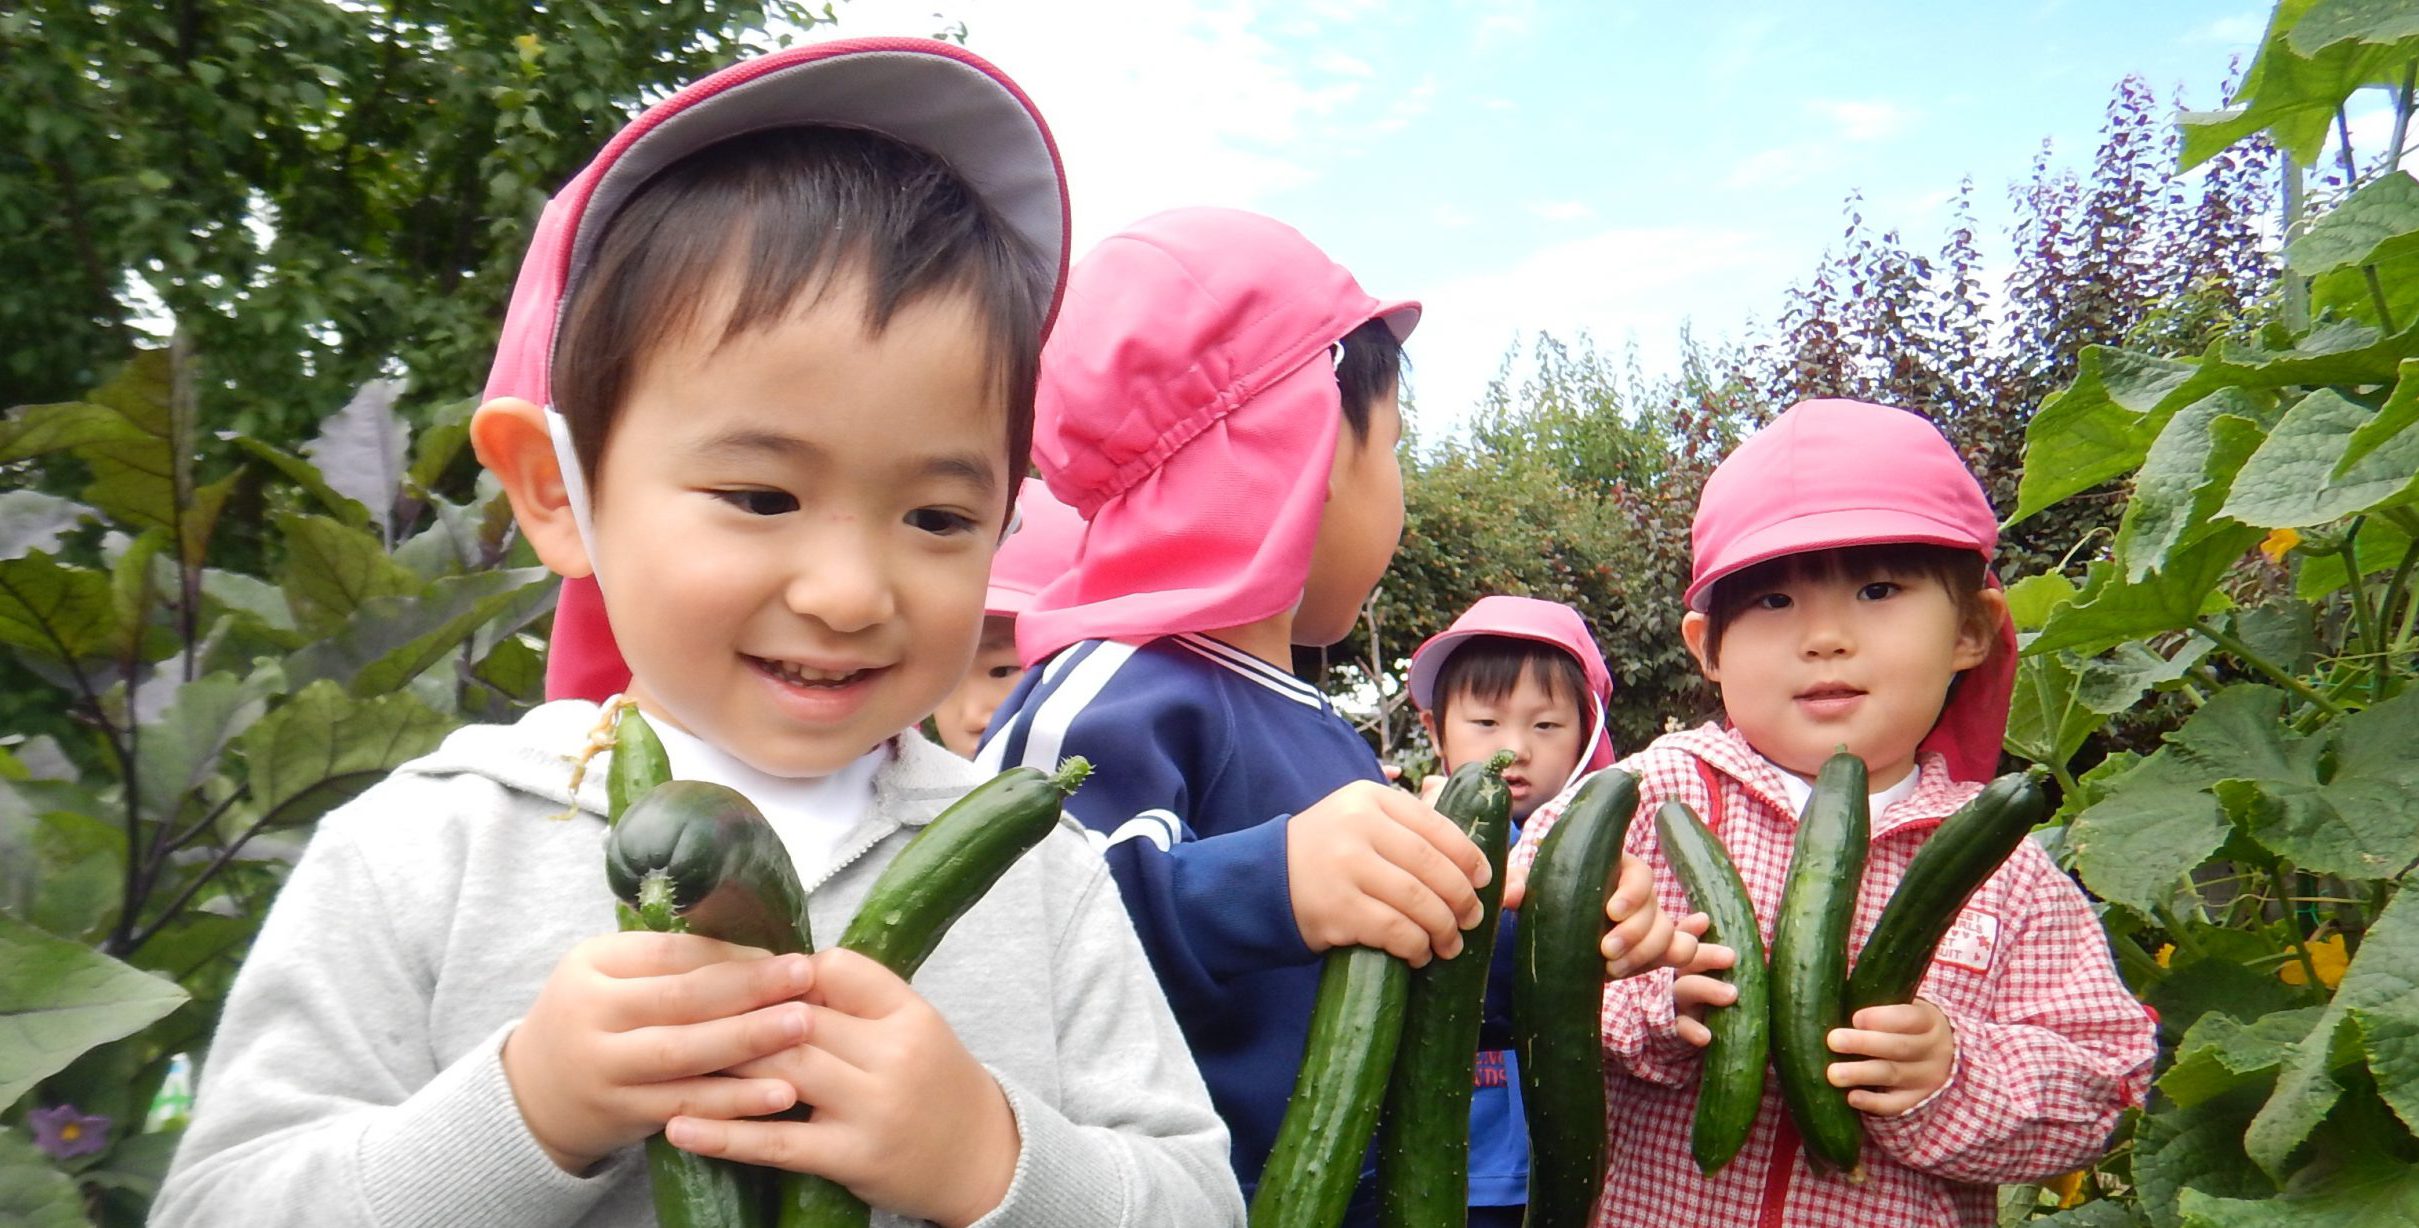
[1511,724,2154,1228]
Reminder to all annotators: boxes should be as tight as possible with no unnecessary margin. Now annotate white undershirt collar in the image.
[636,705,886,886]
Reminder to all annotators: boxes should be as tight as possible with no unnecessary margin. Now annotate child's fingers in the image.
[584,930,774,979]
[1844,1087,1927,1118]
[612,952,815,1029]
[665,1114,858,1178]
[1671,973,1737,1011]
[608,1000,810,1082]
[635,1074,800,1126]
[1825,1057,1904,1091]
[1371,785,1492,890]
[1366,815,1484,930]
[803,949,919,1020]
[1604,904,1674,978]
[1848,1003,1936,1035]
[1825,1025,1930,1061]
[1500,860,1529,911]
[1604,854,1654,923]
[1679,938,1737,978]
[1362,859,1470,958]
[1674,1015,1713,1048]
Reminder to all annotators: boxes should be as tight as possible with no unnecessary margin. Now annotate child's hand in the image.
[673,949,1019,1228]
[1286,780,1490,967]
[1826,1000,1956,1117]
[502,933,814,1172]
[1668,941,1741,1048]
[1602,855,1703,979]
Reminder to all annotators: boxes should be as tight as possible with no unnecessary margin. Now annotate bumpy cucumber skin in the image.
[1655,799,1770,1177]
[1376,753,1515,1228]
[1249,946,1411,1228]
[1846,771,2047,1012]
[604,711,779,1228]
[1513,769,1639,1228]
[783,759,1090,1228]
[1769,751,1870,1179]
[606,780,812,957]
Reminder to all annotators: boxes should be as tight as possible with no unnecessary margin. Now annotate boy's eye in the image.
[907,507,977,536]
[1859,581,1902,600]
[714,489,798,516]
[1753,592,1791,610]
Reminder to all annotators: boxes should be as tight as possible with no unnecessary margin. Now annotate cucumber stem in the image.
[1484,749,1517,775]
[1051,756,1094,794]
[637,868,683,933]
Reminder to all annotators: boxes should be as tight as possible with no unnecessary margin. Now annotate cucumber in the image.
[1654,799,1768,1178]
[602,710,790,1228]
[1248,946,1411,1228]
[1769,750,1869,1180]
[1376,750,1516,1228]
[1846,770,2047,1012]
[782,758,1092,1228]
[1513,768,1639,1228]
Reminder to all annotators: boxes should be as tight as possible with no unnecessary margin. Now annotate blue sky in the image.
[822,1,2390,435]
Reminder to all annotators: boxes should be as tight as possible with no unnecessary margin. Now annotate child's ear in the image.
[1417,707,1441,749]
[1681,611,1721,682]
[1952,588,2007,671]
[469,397,593,580]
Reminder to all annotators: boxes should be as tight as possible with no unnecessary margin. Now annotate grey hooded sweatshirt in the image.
[153,700,1243,1227]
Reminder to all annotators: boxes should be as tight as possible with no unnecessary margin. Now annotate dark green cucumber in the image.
[782,758,1092,1228]
[1846,770,2047,1012]
[1513,768,1639,1228]
[1769,751,1869,1180]
[607,780,812,957]
[1376,750,1516,1228]
[602,710,787,1228]
[1248,946,1411,1228]
[1655,799,1769,1178]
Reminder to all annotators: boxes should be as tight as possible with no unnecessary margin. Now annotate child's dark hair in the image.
[553,125,1047,517]
[1700,543,1993,663]
[1335,316,1405,441]
[1430,637,1589,725]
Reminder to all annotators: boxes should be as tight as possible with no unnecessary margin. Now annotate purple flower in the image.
[28,1103,111,1160]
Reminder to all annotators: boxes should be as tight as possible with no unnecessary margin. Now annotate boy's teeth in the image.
[765,659,860,685]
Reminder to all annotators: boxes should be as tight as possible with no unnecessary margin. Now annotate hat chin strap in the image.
[545,406,604,585]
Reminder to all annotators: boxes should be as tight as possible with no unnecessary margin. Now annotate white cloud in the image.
[1725,98,1914,190]
[1726,143,1827,188]
[1371,75,1440,135]
[1810,99,1912,143]
[1527,199,1596,222]
[1404,224,1787,436]
[1313,50,1377,78]
[1460,0,1538,47]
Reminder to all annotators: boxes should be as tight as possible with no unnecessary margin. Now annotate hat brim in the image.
[984,583,1041,618]
[1374,299,1421,341]
[1685,507,1990,611]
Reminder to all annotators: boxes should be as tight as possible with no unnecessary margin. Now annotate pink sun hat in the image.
[479,38,1073,704]
[1015,207,1419,664]
[1408,596,1618,773]
[1687,398,2017,783]
[987,477,1083,621]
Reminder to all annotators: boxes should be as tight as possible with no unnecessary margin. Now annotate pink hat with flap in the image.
[1408,595,1618,773]
[1688,399,2017,783]
[1015,207,1418,665]
[987,477,1084,622]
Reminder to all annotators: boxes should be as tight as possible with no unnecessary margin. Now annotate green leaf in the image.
[0,911,189,1107]
[2287,0,2419,52]
[2285,172,2419,280]
[2006,651,2100,768]
[2296,515,2413,602]
[2181,1145,2419,1227]
[234,679,451,827]
[0,1129,86,1228]
[0,400,142,466]
[2026,525,2262,656]
[0,491,95,562]
[285,566,555,697]
[275,513,420,637]
[230,435,371,529]
[2247,887,2419,1175]
[2076,639,2213,714]
[406,399,476,494]
[2138,1086,2280,1226]
[132,672,267,826]
[2006,572,2080,632]
[2011,348,2217,526]
[2336,361,2419,477]
[2164,1007,2332,1108]
[2181,0,2419,170]
[471,633,546,704]
[301,379,408,538]
[68,349,233,569]
[2115,389,2278,582]
[0,551,121,664]
[2067,749,2233,915]
[2221,389,2419,528]
[2231,688,2419,880]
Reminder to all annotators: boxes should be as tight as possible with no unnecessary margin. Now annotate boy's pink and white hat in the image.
[987,477,1083,622]
[1408,595,1618,773]
[478,38,1073,703]
[1688,399,2017,783]
[1016,207,1418,665]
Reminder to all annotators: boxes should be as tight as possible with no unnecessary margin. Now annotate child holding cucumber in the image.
[156,42,1244,1228]
[1510,399,2155,1226]
[976,208,1690,1223]
[929,478,1083,759]
[1407,596,1620,1228]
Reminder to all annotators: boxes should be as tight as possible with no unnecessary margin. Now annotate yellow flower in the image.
[2047,1169,2088,1208]
[2278,933,2349,989]
[2259,527,2302,563]
[2153,943,2173,968]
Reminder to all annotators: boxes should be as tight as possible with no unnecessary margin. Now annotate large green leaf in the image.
[2287,0,2419,53]
[68,349,236,570]
[0,551,120,664]
[2232,688,2419,880]
[0,492,95,563]
[2335,361,2419,476]
[0,400,142,466]
[2181,0,2418,170]
[2115,389,2278,582]
[132,672,268,826]
[2221,389,2419,528]
[0,1129,85,1228]
[300,379,408,538]
[2011,348,2218,526]
[234,679,451,827]
[2005,572,2080,632]
[230,436,372,529]
[2247,888,2419,1176]
[275,513,421,638]
[2163,1007,2332,1109]
[2182,1145,2419,1227]
[2067,749,2233,915]
[284,566,555,697]
[2026,526,2261,656]
[2285,172,2419,280]
[0,912,189,1108]
[2138,1087,2281,1226]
